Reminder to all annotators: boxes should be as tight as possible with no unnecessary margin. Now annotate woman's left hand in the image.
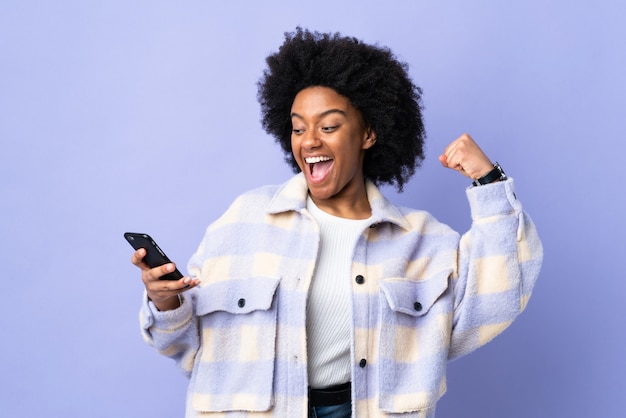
[438,133,494,180]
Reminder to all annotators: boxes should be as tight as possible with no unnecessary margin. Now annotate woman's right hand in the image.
[131,248,201,311]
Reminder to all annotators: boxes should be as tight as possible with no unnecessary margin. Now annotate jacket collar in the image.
[267,173,411,230]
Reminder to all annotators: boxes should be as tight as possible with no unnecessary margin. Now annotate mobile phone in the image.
[124,232,184,280]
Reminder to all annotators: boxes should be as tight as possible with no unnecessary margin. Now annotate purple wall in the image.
[1,1,624,417]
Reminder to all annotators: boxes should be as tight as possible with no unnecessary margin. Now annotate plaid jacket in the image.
[140,173,542,417]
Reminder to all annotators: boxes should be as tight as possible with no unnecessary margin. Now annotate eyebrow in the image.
[290,109,347,120]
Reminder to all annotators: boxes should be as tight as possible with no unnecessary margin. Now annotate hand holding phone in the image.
[124,232,183,280]
[126,232,200,311]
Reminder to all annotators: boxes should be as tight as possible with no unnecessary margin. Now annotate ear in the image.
[362,127,377,150]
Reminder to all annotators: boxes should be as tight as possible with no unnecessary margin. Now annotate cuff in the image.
[140,291,193,332]
[466,178,522,220]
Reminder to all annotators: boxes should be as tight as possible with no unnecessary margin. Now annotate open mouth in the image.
[305,156,334,180]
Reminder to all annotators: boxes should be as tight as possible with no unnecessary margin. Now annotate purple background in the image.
[1,1,624,417]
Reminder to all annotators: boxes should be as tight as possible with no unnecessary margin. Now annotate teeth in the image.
[305,156,332,164]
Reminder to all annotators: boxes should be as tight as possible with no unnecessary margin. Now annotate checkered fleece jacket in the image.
[140,173,543,417]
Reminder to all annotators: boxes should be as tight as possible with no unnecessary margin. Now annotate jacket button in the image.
[237,298,246,308]
[414,302,422,311]
[359,358,367,368]
[355,275,365,284]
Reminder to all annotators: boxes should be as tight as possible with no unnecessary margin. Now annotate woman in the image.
[132,28,542,418]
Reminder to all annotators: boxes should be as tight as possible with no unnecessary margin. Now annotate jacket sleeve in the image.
[448,178,543,360]
[139,289,200,377]
[137,195,246,377]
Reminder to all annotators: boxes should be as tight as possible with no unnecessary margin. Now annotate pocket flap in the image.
[380,270,450,317]
[196,276,280,316]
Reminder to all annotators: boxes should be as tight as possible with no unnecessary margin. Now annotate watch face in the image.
[495,163,507,181]
[494,162,505,175]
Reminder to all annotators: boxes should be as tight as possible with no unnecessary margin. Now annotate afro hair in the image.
[257,27,426,191]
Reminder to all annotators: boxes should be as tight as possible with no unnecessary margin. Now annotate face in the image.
[290,86,376,212]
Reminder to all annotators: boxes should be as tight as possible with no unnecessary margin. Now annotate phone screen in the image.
[124,232,183,280]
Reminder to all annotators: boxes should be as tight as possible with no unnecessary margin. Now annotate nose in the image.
[300,129,321,150]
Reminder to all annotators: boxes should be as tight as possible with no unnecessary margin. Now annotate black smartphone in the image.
[124,232,184,280]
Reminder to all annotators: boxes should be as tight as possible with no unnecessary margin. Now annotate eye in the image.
[321,126,338,133]
[292,128,305,135]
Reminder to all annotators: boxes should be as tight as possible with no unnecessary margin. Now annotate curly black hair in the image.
[257,27,425,191]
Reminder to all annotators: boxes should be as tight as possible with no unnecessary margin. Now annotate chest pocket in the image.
[191,276,280,413]
[377,270,452,413]
[379,271,449,317]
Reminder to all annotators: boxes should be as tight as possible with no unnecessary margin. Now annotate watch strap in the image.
[472,162,507,186]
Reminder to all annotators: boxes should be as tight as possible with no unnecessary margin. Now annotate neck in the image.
[309,183,371,220]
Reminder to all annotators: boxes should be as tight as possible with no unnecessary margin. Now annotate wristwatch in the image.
[472,162,507,186]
